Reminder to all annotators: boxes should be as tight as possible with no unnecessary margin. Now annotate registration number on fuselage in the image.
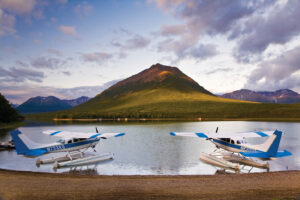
[240,146,254,151]
[47,145,65,152]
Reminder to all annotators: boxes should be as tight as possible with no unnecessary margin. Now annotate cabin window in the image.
[73,138,79,143]
[237,140,241,144]
[67,140,72,144]
[220,138,230,143]
[230,139,234,144]
[57,139,65,144]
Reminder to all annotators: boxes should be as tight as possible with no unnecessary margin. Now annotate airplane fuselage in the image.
[210,138,276,160]
[31,138,100,155]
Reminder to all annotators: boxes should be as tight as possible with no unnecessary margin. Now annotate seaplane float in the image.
[170,129,292,173]
[10,128,125,171]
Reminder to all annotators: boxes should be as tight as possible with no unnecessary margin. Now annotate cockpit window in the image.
[220,138,230,143]
[57,139,65,143]
[73,138,79,143]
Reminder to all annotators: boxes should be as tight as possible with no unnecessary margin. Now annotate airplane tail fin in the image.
[10,130,46,156]
[266,130,282,157]
[10,129,31,155]
[255,130,291,157]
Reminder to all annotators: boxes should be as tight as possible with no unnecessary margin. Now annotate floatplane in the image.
[170,129,292,173]
[10,128,125,170]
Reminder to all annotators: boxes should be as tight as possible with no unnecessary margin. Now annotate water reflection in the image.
[0,121,299,175]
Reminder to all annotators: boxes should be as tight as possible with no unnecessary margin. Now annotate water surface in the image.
[0,121,299,175]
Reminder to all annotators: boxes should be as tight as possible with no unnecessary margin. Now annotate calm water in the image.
[0,121,299,175]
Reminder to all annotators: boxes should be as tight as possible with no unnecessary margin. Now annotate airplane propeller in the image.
[216,127,219,133]
[96,127,99,133]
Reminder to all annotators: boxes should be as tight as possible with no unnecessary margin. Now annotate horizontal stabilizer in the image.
[276,150,292,157]
[241,150,292,158]
[240,151,270,158]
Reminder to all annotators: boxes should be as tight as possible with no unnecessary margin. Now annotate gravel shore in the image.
[0,169,299,200]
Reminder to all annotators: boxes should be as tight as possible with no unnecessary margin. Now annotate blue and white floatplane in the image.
[170,129,292,173]
[10,128,125,170]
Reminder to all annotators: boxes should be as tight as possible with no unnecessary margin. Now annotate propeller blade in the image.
[216,127,219,133]
[100,137,107,139]
[96,127,99,133]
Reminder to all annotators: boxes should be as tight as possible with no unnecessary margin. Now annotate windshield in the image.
[57,139,65,143]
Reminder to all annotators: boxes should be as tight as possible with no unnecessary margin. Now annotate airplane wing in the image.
[42,130,125,140]
[170,130,275,139]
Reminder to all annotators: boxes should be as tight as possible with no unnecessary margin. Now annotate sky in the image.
[1,0,300,104]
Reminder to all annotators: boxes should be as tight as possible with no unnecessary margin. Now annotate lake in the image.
[0,121,299,175]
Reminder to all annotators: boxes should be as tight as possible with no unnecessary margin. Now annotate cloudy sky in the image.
[1,0,300,104]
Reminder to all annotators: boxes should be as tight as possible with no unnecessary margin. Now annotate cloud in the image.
[148,0,184,12]
[56,0,68,4]
[1,79,121,104]
[158,38,218,62]
[205,67,233,75]
[185,44,218,61]
[47,49,63,56]
[33,39,40,43]
[151,0,283,63]
[0,66,45,83]
[112,34,151,51]
[234,1,300,62]
[0,0,47,37]
[73,1,93,17]
[62,71,71,76]
[0,0,36,15]
[245,46,300,91]
[30,56,66,69]
[81,52,113,65]
[152,0,257,35]
[59,25,77,37]
[159,24,186,37]
[0,8,16,36]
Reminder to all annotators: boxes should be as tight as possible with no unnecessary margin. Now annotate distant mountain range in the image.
[10,103,19,108]
[17,96,90,113]
[42,63,253,119]
[26,63,300,120]
[222,89,300,103]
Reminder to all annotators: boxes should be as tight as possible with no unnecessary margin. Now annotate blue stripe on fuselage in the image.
[44,138,99,153]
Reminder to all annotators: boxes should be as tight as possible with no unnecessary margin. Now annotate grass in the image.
[0,122,25,130]
[26,88,300,121]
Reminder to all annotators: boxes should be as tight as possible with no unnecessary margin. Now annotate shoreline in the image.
[0,169,299,199]
[0,122,25,130]
[52,117,300,122]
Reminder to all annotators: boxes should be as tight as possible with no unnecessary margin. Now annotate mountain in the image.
[10,103,19,108]
[63,96,90,107]
[0,93,23,123]
[51,63,251,119]
[29,64,300,120]
[222,89,300,103]
[17,96,90,114]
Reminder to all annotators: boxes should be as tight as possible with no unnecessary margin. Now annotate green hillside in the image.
[0,93,24,127]
[29,64,300,121]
